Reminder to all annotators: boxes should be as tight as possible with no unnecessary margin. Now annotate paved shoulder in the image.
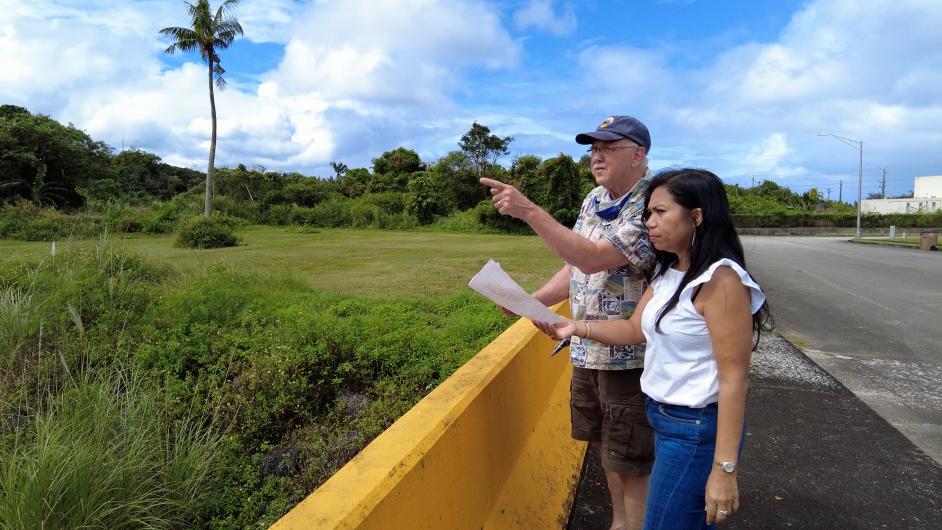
[734,334,940,528]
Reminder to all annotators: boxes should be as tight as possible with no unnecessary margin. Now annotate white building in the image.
[862,175,942,214]
[915,176,942,198]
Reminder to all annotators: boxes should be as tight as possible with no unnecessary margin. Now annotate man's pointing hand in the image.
[480,177,536,220]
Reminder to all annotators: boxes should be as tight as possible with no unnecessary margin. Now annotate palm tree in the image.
[330,161,348,178]
[0,164,70,207]
[160,0,243,217]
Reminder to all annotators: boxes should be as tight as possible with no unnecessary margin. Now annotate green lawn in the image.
[856,235,939,248]
[0,226,564,297]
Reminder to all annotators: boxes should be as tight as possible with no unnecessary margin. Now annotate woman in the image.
[543,168,770,529]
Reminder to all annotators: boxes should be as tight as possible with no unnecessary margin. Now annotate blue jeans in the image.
[643,398,720,530]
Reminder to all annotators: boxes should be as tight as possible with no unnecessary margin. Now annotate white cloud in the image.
[271,0,520,104]
[573,45,675,111]
[0,0,522,173]
[706,0,942,108]
[230,0,306,43]
[514,0,577,36]
[743,133,798,174]
[0,1,164,103]
[747,133,790,169]
[258,0,522,168]
[657,0,942,187]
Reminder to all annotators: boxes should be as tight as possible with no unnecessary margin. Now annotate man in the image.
[480,115,655,530]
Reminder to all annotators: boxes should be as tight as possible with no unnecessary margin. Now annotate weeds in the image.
[0,369,221,529]
[0,286,35,374]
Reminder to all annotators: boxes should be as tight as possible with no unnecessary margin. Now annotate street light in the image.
[818,133,863,240]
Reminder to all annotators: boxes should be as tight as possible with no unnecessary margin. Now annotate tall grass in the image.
[0,238,161,389]
[0,286,34,374]
[0,370,221,529]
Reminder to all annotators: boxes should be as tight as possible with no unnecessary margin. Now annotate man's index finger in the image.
[479,177,506,190]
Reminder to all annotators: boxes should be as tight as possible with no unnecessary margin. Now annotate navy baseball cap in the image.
[575,115,651,152]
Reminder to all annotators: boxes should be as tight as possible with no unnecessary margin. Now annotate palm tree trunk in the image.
[205,59,217,218]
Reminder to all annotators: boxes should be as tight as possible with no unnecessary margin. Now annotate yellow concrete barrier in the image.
[271,303,585,530]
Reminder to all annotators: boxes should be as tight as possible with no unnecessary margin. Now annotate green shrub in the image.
[141,202,184,234]
[377,211,419,230]
[213,196,260,223]
[175,216,241,249]
[0,215,62,241]
[473,200,532,234]
[128,270,509,528]
[424,201,532,235]
[259,204,292,226]
[0,242,162,378]
[0,202,107,241]
[426,207,503,234]
[362,192,408,213]
[0,371,221,530]
[302,199,353,228]
[282,197,419,230]
[731,210,942,228]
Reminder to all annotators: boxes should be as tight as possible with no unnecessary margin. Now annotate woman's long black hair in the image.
[644,168,772,347]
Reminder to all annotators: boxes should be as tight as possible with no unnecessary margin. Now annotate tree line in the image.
[6,103,938,236]
[0,105,598,230]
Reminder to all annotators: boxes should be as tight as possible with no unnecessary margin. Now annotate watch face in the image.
[722,462,736,473]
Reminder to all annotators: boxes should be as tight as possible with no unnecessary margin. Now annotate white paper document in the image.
[468,259,563,324]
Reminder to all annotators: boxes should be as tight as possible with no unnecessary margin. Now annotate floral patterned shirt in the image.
[569,176,655,370]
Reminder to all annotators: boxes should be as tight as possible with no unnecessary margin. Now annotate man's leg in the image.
[602,462,627,530]
[600,466,649,530]
[617,472,649,530]
[598,369,655,530]
[572,369,628,528]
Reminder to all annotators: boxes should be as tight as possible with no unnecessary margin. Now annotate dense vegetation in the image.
[5,105,936,244]
[0,234,520,528]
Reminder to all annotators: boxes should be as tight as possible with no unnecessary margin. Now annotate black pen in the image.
[551,338,570,357]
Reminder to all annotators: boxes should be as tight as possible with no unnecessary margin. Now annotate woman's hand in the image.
[531,318,578,341]
[704,469,739,525]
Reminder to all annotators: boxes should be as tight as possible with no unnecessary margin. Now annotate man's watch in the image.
[714,460,737,474]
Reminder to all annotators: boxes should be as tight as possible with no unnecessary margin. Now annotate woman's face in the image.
[644,185,701,254]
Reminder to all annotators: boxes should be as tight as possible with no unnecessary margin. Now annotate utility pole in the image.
[818,134,863,239]
[751,171,755,188]
[839,180,843,203]
[881,168,887,198]
[826,186,831,201]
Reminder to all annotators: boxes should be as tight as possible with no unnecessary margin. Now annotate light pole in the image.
[818,134,863,239]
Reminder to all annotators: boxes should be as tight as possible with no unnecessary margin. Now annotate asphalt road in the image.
[742,236,941,464]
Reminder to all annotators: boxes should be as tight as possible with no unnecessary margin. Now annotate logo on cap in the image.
[599,116,615,129]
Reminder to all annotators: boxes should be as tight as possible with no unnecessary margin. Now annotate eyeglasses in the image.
[586,145,641,155]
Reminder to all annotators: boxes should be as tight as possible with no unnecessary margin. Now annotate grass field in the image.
[856,234,939,248]
[0,226,564,297]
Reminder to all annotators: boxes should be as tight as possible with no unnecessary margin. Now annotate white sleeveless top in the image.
[639,259,766,408]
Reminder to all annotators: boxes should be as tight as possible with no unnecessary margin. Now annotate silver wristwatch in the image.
[714,460,737,473]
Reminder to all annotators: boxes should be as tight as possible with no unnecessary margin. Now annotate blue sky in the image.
[3,0,941,199]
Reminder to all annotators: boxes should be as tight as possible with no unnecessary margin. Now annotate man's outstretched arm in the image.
[481,177,629,274]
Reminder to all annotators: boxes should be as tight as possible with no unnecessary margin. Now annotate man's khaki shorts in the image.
[570,366,654,476]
